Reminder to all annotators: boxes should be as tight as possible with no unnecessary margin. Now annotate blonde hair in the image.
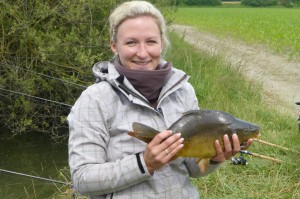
[109,1,170,51]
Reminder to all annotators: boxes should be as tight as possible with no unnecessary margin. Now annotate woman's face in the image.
[110,15,163,70]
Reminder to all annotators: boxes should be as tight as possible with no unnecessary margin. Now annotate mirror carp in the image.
[128,109,260,173]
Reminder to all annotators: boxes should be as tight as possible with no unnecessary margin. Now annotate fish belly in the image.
[177,137,217,159]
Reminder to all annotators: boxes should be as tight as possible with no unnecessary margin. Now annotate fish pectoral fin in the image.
[196,158,210,173]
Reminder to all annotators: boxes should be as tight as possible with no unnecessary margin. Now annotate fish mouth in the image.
[252,129,261,138]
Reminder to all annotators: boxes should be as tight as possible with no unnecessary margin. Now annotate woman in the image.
[68,1,251,198]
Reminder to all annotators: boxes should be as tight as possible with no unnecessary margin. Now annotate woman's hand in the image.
[210,134,253,163]
[143,130,184,174]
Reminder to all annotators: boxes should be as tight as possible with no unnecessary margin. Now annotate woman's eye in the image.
[126,41,136,45]
[147,40,157,44]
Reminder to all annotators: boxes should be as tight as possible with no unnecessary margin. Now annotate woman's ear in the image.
[110,40,117,54]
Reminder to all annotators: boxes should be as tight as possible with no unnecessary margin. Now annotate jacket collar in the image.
[92,59,189,108]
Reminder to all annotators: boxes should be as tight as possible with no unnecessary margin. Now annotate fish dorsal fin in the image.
[182,110,201,116]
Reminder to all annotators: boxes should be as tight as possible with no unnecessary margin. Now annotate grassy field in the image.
[165,29,300,198]
[174,7,300,60]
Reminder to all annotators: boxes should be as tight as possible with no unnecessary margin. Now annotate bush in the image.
[0,0,175,138]
[0,0,114,138]
[279,0,300,7]
[241,0,278,6]
[185,0,222,6]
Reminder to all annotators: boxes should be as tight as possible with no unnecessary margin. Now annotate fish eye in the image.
[243,129,249,134]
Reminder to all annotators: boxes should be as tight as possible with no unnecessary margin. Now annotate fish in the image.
[128,109,260,173]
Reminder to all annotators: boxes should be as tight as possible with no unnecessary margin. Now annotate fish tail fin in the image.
[128,122,160,143]
[196,158,210,173]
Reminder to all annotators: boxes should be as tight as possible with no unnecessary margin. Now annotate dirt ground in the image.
[170,24,300,117]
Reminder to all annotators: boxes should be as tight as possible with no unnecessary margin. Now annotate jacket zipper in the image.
[158,74,188,103]
[115,74,188,115]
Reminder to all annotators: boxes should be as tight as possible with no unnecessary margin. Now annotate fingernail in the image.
[176,133,181,137]
[179,138,184,143]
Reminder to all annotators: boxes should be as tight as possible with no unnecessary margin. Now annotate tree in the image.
[185,0,222,6]
[241,0,278,6]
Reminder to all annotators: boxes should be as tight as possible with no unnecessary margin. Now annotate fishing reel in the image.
[231,152,248,165]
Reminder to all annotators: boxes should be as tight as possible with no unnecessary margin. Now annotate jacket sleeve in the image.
[68,85,151,196]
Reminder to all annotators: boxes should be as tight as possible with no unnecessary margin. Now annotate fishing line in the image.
[0,169,71,186]
[1,63,87,89]
[0,87,72,107]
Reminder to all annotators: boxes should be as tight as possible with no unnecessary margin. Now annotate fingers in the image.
[231,134,241,154]
[223,134,241,158]
[155,132,184,160]
[148,130,172,147]
[144,130,184,173]
[163,136,184,158]
[148,130,183,155]
[211,134,242,163]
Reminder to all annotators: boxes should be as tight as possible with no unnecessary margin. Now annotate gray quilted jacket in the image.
[68,59,220,199]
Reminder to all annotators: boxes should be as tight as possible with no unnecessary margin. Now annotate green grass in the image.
[174,7,300,60]
[166,31,300,199]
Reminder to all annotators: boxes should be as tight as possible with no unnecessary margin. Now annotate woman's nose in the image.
[136,43,148,58]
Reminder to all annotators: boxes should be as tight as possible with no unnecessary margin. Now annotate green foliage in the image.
[184,0,222,6]
[0,0,114,137]
[279,0,300,7]
[0,0,176,138]
[241,0,278,7]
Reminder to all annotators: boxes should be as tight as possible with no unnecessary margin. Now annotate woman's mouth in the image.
[133,61,151,66]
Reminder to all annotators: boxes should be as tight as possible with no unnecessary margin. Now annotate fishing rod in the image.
[0,87,72,107]
[0,168,71,186]
[253,138,300,154]
[232,150,283,165]
[239,150,283,164]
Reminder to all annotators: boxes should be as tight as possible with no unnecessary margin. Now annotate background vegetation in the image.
[171,0,300,6]
[0,0,174,139]
[175,7,300,60]
[0,0,113,138]
[1,0,299,139]
[241,0,300,7]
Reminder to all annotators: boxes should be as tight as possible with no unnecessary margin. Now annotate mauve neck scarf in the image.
[114,59,172,108]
